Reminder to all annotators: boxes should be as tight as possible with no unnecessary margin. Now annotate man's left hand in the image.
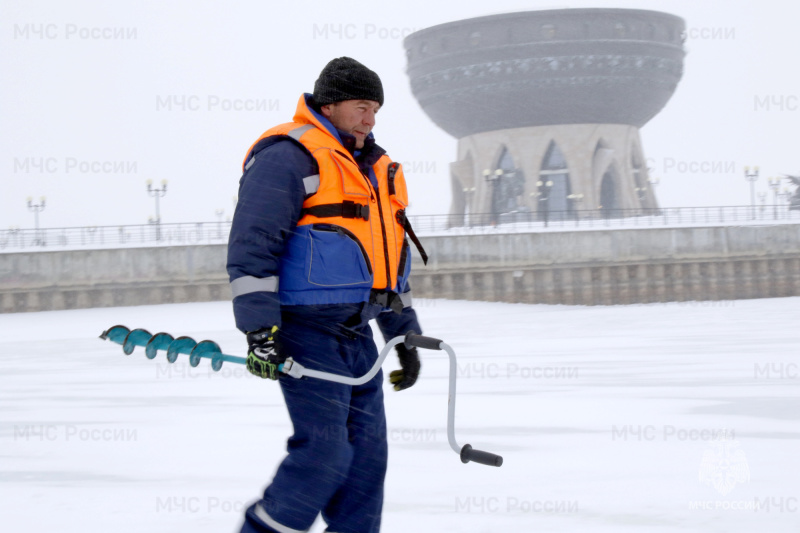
[389,345,420,391]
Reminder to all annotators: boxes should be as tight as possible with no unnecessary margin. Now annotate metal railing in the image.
[0,221,232,252]
[2,206,799,252]
[408,205,800,234]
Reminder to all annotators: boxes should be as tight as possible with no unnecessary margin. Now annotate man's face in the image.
[320,99,380,149]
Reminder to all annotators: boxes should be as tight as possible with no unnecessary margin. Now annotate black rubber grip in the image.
[404,332,443,351]
[460,444,503,467]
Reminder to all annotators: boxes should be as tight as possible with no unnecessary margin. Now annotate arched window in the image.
[593,141,618,216]
[485,146,525,224]
[600,165,620,215]
[538,141,572,220]
[498,146,515,173]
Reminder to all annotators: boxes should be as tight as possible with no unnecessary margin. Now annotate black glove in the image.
[389,345,420,391]
[246,326,286,380]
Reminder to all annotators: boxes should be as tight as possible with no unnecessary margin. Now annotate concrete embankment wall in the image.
[2,225,799,313]
[0,246,228,313]
[412,225,800,305]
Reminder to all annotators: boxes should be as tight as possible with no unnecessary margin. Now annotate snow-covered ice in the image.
[2,297,798,532]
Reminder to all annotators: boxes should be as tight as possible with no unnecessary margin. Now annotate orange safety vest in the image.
[243,95,423,305]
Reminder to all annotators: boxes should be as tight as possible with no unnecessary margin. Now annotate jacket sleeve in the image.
[226,139,314,333]
[375,306,422,343]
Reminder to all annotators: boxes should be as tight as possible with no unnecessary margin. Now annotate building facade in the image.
[404,9,686,224]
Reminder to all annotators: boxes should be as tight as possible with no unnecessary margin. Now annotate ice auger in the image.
[100,325,503,467]
[99,325,246,370]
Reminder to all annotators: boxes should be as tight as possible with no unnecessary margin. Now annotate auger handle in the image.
[404,332,443,351]
[439,341,504,467]
[460,444,503,467]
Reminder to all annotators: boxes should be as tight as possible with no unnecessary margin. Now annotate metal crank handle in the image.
[460,444,503,467]
[439,340,504,467]
[278,336,405,386]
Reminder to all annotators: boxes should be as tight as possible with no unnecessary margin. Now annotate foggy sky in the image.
[2,0,797,229]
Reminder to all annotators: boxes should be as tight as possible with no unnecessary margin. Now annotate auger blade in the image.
[146,332,174,360]
[99,325,130,344]
[167,336,197,363]
[189,340,222,369]
[123,328,152,355]
[100,326,246,371]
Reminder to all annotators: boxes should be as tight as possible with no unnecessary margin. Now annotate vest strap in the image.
[399,289,413,308]
[369,289,405,314]
[396,210,428,265]
[303,200,370,221]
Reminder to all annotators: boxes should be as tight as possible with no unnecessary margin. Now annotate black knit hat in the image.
[313,57,384,107]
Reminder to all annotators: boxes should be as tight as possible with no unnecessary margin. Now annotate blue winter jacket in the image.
[227,96,421,340]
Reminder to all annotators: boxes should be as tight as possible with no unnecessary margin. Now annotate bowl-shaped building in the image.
[404,9,686,222]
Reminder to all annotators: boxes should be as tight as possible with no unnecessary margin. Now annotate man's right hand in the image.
[246,326,285,380]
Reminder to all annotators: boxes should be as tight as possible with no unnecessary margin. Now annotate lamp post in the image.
[767,177,782,220]
[567,193,584,224]
[744,166,759,220]
[536,179,554,227]
[146,179,168,241]
[27,196,46,246]
[647,176,661,215]
[215,209,225,239]
[757,192,767,218]
[462,187,476,226]
[482,169,502,225]
[634,185,648,210]
[506,168,525,222]
[777,188,791,218]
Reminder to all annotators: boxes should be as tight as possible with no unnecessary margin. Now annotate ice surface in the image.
[2,297,799,532]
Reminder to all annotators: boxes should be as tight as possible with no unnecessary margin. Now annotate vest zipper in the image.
[370,174,393,290]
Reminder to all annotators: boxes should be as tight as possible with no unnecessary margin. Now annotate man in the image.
[227,57,427,533]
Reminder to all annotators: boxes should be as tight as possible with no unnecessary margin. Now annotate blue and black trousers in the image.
[240,302,388,533]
